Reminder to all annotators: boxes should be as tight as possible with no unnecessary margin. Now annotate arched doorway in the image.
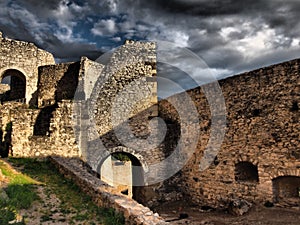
[1,69,26,102]
[272,176,300,204]
[100,152,144,202]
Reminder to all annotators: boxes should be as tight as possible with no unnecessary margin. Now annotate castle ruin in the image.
[0,31,299,223]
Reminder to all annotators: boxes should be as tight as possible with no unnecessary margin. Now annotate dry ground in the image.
[154,200,300,225]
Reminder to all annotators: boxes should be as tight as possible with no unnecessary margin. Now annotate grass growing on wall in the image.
[0,158,125,225]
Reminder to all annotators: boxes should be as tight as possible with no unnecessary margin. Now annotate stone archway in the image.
[1,69,26,102]
[99,150,145,203]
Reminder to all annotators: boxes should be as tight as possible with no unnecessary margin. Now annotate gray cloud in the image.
[1,0,300,96]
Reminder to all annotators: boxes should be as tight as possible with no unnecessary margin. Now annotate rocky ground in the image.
[154,200,300,225]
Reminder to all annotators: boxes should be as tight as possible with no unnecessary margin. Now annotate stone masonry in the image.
[0,32,299,222]
[159,58,300,207]
[0,32,55,104]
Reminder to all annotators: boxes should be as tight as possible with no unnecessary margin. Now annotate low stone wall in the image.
[49,156,168,225]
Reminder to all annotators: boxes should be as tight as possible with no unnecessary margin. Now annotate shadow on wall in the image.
[0,122,12,157]
[33,62,80,136]
[33,104,57,136]
[54,62,79,102]
[29,90,38,108]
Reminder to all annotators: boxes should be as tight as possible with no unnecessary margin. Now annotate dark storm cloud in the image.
[1,0,300,97]
[141,0,269,16]
[200,47,245,70]
[13,0,62,15]
[0,0,105,61]
[40,34,103,62]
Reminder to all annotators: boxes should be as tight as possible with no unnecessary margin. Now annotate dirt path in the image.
[18,185,103,225]
[0,158,120,225]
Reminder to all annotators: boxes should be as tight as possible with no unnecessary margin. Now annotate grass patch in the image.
[40,214,52,222]
[0,159,39,225]
[0,160,39,185]
[6,157,125,225]
[5,184,39,210]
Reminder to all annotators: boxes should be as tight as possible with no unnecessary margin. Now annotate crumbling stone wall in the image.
[89,40,157,136]
[37,62,80,107]
[71,41,164,205]
[159,58,300,207]
[0,32,55,104]
[1,32,299,210]
[0,100,79,157]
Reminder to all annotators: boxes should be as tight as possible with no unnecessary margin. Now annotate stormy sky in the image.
[1,0,300,97]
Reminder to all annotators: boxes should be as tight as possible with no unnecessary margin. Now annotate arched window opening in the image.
[235,161,259,182]
[100,152,144,203]
[1,69,26,102]
[272,176,300,204]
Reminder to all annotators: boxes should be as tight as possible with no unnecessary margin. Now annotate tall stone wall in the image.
[0,31,55,104]
[79,57,105,100]
[77,41,160,170]
[159,58,300,207]
[70,41,164,205]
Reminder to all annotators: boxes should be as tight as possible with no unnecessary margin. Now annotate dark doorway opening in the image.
[273,176,300,204]
[1,69,26,102]
[235,161,259,182]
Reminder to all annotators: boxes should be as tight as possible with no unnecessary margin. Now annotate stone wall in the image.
[37,62,80,107]
[79,57,105,100]
[159,58,300,207]
[0,83,10,94]
[50,156,168,225]
[75,41,161,178]
[69,41,167,206]
[0,100,79,158]
[1,32,299,212]
[0,31,55,104]
[89,40,157,136]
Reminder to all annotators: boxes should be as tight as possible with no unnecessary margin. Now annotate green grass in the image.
[0,160,39,185]
[5,185,39,210]
[5,157,125,225]
[0,159,38,225]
